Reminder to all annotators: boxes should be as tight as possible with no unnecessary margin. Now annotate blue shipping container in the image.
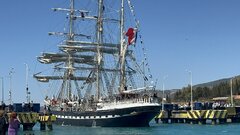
[13,103,23,112]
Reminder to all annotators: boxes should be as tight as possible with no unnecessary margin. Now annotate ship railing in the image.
[97,97,160,110]
[122,86,155,94]
[47,97,159,111]
[98,97,158,108]
[50,102,96,112]
[116,97,157,104]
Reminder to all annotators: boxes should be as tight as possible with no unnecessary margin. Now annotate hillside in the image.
[194,75,240,88]
[170,75,240,103]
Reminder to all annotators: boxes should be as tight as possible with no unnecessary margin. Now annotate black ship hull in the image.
[52,105,160,127]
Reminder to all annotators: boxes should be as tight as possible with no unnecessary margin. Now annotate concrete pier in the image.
[155,107,240,125]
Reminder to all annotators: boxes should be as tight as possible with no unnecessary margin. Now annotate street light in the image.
[162,75,168,111]
[186,70,193,111]
[24,63,30,103]
[1,77,4,104]
[230,77,234,107]
[9,68,14,105]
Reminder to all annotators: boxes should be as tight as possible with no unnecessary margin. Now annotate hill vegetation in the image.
[168,76,240,104]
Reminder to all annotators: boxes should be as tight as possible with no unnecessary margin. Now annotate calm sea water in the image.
[19,121,240,135]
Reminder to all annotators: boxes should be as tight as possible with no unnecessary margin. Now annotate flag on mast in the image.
[126,28,137,45]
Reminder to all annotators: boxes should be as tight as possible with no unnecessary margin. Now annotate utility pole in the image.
[186,70,193,111]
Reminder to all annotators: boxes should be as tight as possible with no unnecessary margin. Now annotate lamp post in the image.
[230,78,234,107]
[1,77,4,104]
[162,75,168,111]
[9,68,14,105]
[186,70,193,111]
[24,63,30,103]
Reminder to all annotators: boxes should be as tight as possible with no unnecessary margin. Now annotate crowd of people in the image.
[0,111,20,135]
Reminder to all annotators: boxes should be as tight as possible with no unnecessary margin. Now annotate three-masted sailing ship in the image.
[34,0,160,127]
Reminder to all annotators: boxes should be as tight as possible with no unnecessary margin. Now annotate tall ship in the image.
[34,0,160,127]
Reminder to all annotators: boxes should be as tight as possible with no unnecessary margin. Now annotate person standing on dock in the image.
[0,110,7,135]
[8,112,20,135]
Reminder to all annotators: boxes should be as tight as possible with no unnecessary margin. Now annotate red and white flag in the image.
[126,28,137,45]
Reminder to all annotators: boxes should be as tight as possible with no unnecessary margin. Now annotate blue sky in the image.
[1,0,240,103]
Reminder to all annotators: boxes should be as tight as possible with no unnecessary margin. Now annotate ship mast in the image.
[120,0,126,93]
[69,0,75,40]
[67,0,75,100]
[35,0,135,103]
[60,0,75,100]
[96,0,104,101]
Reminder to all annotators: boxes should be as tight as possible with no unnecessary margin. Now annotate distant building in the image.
[212,97,228,101]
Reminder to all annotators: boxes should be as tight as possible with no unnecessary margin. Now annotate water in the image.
[19,122,240,135]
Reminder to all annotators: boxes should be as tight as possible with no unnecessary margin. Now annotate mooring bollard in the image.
[47,123,53,130]
[23,124,33,131]
[40,122,46,130]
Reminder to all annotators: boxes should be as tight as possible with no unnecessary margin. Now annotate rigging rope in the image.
[127,0,152,81]
[127,0,139,28]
